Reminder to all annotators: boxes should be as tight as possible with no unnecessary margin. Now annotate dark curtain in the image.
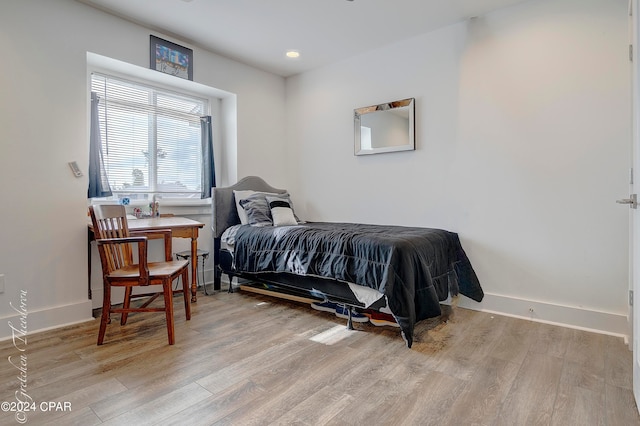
[200,115,216,198]
[87,92,112,198]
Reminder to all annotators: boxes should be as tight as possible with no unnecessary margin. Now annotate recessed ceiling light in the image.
[285,50,300,59]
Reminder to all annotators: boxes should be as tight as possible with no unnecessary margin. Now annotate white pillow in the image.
[233,190,255,225]
[266,195,298,226]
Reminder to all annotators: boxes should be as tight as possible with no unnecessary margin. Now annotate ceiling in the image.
[79,0,530,77]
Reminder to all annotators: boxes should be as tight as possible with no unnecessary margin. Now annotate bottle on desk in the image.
[150,195,160,217]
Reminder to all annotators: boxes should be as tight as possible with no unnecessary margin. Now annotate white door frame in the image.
[630,0,640,410]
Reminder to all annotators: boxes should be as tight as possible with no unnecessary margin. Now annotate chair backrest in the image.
[89,205,133,273]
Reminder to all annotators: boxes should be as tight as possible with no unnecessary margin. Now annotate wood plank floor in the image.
[0,287,638,425]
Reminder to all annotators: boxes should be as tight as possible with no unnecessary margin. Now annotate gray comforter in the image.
[233,222,483,347]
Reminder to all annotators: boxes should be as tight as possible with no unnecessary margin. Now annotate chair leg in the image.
[163,279,175,345]
[121,286,132,326]
[98,282,111,345]
[181,269,191,320]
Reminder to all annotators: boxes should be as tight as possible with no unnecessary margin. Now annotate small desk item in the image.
[89,215,205,303]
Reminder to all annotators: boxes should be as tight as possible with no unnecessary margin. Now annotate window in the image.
[91,73,209,201]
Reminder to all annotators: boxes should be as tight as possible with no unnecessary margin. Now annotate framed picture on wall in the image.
[150,35,193,80]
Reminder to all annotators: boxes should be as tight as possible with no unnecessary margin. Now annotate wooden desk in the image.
[89,216,205,303]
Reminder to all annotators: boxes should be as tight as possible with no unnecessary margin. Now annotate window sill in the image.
[89,198,211,207]
[88,198,212,217]
[157,198,212,207]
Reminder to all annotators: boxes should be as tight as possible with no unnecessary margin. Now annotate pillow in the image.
[239,193,273,227]
[233,190,278,225]
[266,194,298,226]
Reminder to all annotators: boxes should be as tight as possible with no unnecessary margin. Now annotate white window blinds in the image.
[91,73,208,200]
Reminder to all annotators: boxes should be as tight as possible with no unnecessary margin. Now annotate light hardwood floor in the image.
[0,287,639,425]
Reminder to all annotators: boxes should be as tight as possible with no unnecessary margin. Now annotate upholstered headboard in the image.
[211,176,286,238]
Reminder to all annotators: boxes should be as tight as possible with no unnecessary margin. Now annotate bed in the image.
[211,176,484,347]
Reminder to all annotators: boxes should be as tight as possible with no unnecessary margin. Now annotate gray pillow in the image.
[233,190,279,225]
[239,193,273,227]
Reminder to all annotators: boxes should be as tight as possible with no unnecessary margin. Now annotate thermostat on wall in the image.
[68,161,83,178]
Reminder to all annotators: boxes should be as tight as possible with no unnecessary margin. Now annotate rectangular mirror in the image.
[354,98,415,156]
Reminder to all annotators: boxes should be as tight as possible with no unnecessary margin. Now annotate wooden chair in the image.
[89,205,191,345]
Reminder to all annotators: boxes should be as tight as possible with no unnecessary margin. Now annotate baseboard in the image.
[0,300,94,342]
[449,292,629,340]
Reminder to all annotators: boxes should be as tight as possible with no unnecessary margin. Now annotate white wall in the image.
[286,0,631,336]
[0,0,287,339]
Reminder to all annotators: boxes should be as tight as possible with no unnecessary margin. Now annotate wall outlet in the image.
[0,274,4,293]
